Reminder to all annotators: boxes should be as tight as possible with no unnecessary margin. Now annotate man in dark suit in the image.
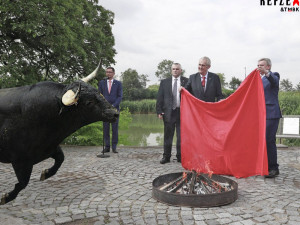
[257,58,281,178]
[156,63,188,164]
[185,56,223,102]
[97,67,123,154]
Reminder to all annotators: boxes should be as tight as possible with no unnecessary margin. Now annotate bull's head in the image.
[60,59,119,123]
[62,59,101,106]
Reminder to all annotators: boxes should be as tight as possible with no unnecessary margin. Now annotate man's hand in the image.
[158,113,164,119]
[257,67,269,75]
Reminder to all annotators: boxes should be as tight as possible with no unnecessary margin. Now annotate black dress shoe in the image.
[102,148,110,153]
[160,158,170,164]
[265,169,279,178]
[112,149,118,153]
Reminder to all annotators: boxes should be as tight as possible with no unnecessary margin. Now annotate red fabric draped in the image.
[181,70,268,178]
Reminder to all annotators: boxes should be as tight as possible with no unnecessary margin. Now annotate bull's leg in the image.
[40,146,64,181]
[1,163,33,205]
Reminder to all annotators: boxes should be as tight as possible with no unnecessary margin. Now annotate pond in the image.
[119,114,176,147]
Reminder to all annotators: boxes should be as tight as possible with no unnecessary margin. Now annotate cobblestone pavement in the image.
[0,146,300,225]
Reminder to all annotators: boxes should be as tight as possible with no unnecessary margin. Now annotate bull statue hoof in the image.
[1,193,8,205]
[40,169,48,181]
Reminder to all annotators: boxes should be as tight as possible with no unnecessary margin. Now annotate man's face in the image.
[106,68,115,80]
[171,65,182,78]
[257,60,270,74]
[198,59,210,76]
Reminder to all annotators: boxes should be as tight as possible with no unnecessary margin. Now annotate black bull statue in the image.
[0,66,119,204]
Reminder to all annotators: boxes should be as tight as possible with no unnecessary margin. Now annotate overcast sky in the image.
[99,0,300,87]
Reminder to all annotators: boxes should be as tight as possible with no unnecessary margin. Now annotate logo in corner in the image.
[260,0,300,12]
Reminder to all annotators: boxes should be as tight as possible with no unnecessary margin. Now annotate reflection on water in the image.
[119,114,175,146]
[146,133,163,146]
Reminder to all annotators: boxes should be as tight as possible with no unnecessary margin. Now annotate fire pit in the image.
[152,171,238,207]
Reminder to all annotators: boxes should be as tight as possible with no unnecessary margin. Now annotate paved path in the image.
[0,146,300,225]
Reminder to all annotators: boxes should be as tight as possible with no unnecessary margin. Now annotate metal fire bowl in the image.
[152,172,238,208]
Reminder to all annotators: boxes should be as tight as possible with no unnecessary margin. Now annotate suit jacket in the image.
[262,72,281,119]
[185,72,223,102]
[98,79,123,110]
[156,76,189,123]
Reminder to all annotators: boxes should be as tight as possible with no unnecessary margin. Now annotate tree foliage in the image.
[155,59,186,80]
[0,0,116,88]
[228,76,242,90]
[296,82,300,91]
[120,68,149,100]
[155,59,173,80]
[146,84,159,99]
[216,73,227,88]
[280,79,294,92]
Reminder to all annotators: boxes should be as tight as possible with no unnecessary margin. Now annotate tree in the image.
[216,73,227,88]
[155,59,173,80]
[229,77,242,90]
[121,68,149,100]
[145,84,159,99]
[280,79,293,92]
[296,82,300,91]
[155,59,186,80]
[0,0,116,88]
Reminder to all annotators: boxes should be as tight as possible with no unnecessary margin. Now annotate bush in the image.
[281,138,300,146]
[62,122,102,146]
[279,91,300,115]
[278,91,300,146]
[62,108,132,146]
[121,99,156,114]
[222,88,234,98]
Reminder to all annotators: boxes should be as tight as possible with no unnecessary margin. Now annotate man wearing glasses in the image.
[185,56,223,102]
[98,67,123,155]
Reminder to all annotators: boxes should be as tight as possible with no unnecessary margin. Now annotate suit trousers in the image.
[163,108,181,159]
[266,118,279,171]
[103,117,119,150]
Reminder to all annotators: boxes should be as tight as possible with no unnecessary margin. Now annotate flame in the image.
[184,155,213,176]
[205,161,214,178]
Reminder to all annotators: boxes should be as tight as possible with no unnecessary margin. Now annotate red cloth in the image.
[181,70,268,178]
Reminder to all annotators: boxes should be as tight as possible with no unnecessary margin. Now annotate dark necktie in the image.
[172,78,178,110]
[202,76,206,88]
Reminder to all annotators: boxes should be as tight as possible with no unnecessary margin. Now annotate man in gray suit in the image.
[185,56,223,102]
[156,63,188,164]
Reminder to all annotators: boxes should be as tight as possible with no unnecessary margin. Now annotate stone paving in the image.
[0,146,300,225]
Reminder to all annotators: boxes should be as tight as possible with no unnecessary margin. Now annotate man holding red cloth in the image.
[185,56,223,102]
[180,58,269,178]
[257,58,281,178]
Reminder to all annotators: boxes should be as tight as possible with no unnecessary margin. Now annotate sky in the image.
[99,0,300,87]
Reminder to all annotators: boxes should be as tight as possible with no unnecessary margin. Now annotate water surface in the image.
[119,114,171,146]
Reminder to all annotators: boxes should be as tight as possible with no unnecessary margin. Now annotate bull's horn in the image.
[62,83,81,106]
[74,82,81,99]
[81,58,103,82]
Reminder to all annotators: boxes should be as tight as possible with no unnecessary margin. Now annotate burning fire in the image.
[205,161,214,178]
[183,158,214,178]
[159,171,233,195]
